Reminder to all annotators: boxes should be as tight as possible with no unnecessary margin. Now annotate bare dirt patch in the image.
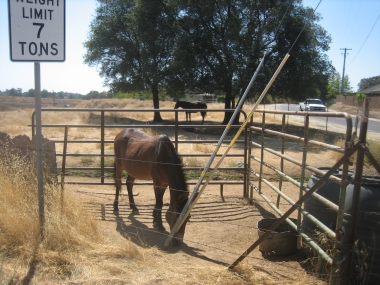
[66,177,326,285]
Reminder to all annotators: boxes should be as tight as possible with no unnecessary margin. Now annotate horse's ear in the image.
[178,192,189,203]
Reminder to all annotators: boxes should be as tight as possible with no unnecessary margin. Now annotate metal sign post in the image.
[8,0,66,231]
[34,61,45,229]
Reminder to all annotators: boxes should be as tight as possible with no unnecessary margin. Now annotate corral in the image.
[1,97,379,284]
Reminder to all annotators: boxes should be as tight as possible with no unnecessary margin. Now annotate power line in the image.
[347,12,380,67]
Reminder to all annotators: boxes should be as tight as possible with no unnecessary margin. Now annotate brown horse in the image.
[113,128,190,246]
[174,100,207,124]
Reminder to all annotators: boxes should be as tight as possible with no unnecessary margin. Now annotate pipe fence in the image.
[31,107,249,197]
[27,104,380,284]
[241,102,380,284]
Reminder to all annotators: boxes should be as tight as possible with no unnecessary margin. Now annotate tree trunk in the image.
[151,83,163,122]
[222,87,240,125]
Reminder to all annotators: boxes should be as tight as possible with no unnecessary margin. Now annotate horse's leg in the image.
[201,111,205,124]
[126,175,139,214]
[114,159,123,212]
[186,112,189,123]
[152,182,167,231]
[189,112,191,123]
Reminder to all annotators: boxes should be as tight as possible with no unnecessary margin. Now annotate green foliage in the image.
[327,71,341,98]
[115,89,173,101]
[116,90,152,100]
[358,75,380,90]
[262,94,273,104]
[325,98,335,107]
[327,71,353,99]
[174,1,333,106]
[84,0,334,112]
[355,92,366,104]
[217,95,225,102]
[342,75,354,94]
[0,88,87,99]
[84,0,176,121]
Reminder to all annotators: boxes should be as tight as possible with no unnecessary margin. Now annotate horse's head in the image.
[166,191,190,246]
[174,100,180,109]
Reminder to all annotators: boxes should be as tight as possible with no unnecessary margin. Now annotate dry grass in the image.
[0,150,143,284]
[332,137,380,171]
[331,137,352,164]
[299,232,334,281]
[184,157,204,167]
[0,150,104,281]
[308,132,329,154]
[0,145,299,285]
[0,109,34,136]
[193,143,215,153]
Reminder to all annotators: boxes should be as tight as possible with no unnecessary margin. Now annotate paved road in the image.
[277,104,379,136]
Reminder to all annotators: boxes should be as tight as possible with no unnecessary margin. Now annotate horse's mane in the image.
[156,135,188,195]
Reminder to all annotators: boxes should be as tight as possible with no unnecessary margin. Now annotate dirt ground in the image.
[2,96,379,284]
[57,123,345,284]
[66,176,326,284]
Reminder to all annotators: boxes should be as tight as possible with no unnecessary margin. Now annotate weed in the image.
[80,156,95,166]
[333,137,380,168]
[193,143,214,153]
[184,157,203,168]
[0,149,102,281]
[103,157,115,168]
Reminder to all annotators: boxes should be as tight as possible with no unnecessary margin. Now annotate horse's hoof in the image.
[157,227,166,233]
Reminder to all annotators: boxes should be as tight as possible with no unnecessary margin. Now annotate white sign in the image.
[8,0,66,62]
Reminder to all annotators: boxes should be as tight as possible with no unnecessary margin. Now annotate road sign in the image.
[8,0,66,62]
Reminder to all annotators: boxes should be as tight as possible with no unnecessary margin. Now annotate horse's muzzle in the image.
[172,234,184,246]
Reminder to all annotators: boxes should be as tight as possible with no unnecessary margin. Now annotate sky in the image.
[0,0,379,95]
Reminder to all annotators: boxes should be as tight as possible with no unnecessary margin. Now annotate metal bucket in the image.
[258,218,298,256]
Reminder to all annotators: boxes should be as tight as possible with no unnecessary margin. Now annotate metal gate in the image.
[31,107,249,197]
[232,98,380,285]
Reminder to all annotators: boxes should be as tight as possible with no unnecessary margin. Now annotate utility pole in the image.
[340,48,352,95]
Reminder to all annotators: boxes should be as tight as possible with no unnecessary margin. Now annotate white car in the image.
[299,99,326,112]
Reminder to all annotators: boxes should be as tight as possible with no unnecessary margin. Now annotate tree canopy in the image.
[326,71,353,105]
[84,0,178,121]
[84,0,334,122]
[358,75,380,91]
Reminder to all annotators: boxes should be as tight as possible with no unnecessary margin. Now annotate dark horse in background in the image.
[113,128,190,246]
[174,100,207,124]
